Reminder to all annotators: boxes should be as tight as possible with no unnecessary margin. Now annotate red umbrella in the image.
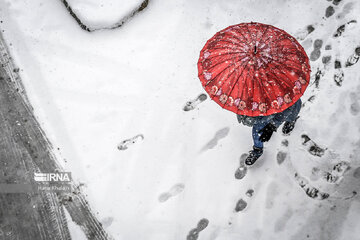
[198,22,310,116]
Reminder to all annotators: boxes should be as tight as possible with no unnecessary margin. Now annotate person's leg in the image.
[252,121,267,149]
[247,121,267,165]
[282,99,302,134]
[285,99,302,122]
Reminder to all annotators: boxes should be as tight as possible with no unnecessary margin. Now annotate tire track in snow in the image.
[0,32,110,239]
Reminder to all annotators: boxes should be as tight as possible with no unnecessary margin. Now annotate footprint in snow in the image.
[234,199,247,212]
[274,207,293,232]
[331,20,357,86]
[310,39,323,61]
[197,218,209,231]
[312,68,324,88]
[332,161,351,175]
[233,189,254,217]
[345,47,360,67]
[334,58,344,86]
[332,0,342,6]
[183,93,207,111]
[294,173,330,200]
[336,2,355,19]
[333,20,357,38]
[278,138,353,201]
[325,5,335,18]
[186,218,209,240]
[295,0,344,41]
[301,134,327,157]
[350,92,360,116]
[117,134,144,150]
[265,181,279,209]
[294,24,315,41]
[234,153,248,180]
[277,151,287,165]
[201,127,230,152]
[322,44,331,68]
[277,139,289,165]
[349,86,360,116]
[100,217,114,228]
[158,183,185,202]
[311,161,350,184]
[296,1,357,91]
[353,167,360,179]
[246,189,254,198]
[322,55,331,66]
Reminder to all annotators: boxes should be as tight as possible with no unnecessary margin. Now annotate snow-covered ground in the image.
[65,0,145,28]
[1,0,360,239]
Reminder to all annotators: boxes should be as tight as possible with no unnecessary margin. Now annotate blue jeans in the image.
[252,99,302,148]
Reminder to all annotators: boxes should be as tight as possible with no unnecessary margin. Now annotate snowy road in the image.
[0,33,109,240]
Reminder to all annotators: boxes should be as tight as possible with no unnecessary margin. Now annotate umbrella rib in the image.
[210,66,237,100]
[241,66,252,105]
[269,57,304,77]
[236,65,251,113]
[268,64,294,89]
[243,65,273,113]
[211,42,241,50]
[225,32,254,45]
[216,61,246,94]
[280,60,303,72]
[245,24,255,44]
[260,34,287,49]
[254,25,262,44]
[239,67,249,101]
[209,45,247,52]
[220,61,248,108]
[273,35,295,47]
[283,54,307,66]
[260,54,303,72]
[235,65,249,115]
[267,64,291,87]
[277,43,298,52]
[201,57,234,74]
[206,51,248,60]
[228,29,248,43]
[254,69,275,107]
[267,68,292,89]
[257,25,271,47]
[262,69,288,100]
[224,34,248,46]
[273,44,302,59]
[215,39,244,49]
[236,29,252,46]
[204,61,237,87]
[268,71,292,98]
[202,60,238,84]
[275,46,299,57]
[205,54,248,68]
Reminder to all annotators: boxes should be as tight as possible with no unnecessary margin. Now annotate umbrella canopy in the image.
[197,22,310,116]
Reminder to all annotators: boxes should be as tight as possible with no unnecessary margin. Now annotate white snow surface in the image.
[1,0,360,239]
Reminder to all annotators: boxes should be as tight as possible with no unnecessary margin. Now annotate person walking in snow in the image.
[237,98,302,165]
[197,23,310,168]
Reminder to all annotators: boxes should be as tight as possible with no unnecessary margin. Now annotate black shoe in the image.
[282,121,296,135]
[245,147,263,166]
